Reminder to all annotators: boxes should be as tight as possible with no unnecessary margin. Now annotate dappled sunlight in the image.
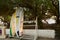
[46,18,56,24]
[42,15,57,24]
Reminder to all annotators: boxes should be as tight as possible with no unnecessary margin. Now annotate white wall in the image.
[6,29,55,38]
[23,29,55,38]
[38,30,55,38]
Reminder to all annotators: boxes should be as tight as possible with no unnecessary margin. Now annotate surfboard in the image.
[10,7,24,37]
[10,11,16,37]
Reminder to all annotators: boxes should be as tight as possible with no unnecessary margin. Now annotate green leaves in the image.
[4,15,11,21]
[0,0,58,22]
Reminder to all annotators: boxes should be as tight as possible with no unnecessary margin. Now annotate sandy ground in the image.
[0,37,59,40]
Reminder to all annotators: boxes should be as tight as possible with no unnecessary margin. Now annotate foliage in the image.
[0,0,59,27]
[4,15,11,22]
[0,0,58,16]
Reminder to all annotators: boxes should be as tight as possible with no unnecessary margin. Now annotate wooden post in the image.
[34,17,38,40]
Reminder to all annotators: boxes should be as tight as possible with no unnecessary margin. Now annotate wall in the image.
[23,29,55,38]
[6,29,55,38]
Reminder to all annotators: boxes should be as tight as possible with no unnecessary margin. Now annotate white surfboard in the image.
[16,7,24,37]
